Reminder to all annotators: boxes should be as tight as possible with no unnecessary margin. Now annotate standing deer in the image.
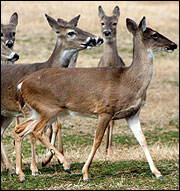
[1,13,103,178]
[14,16,177,182]
[98,5,125,154]
[1,12,18,49]
[1,40,19,172]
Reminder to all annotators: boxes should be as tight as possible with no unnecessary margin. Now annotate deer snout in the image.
[6,40,14,48]
[8,53,19,62]
[167,43,177,52]
[104,30,111,37]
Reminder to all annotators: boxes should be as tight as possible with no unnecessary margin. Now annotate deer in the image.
[98,5,125,155]
[1,40,19,172]
[14,16,177,182]
[1,13,103,179]
[1,12,18,49]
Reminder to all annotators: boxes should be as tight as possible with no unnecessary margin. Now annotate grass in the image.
[1,117,179,190]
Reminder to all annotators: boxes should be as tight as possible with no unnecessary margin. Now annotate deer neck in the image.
[46,38,77,68]
[101,37,119,66]
[127,35,154,99]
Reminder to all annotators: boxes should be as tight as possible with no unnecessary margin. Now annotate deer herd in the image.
[1,6,177,183]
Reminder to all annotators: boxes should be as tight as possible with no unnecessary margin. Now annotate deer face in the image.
[1,12,18,49]
[126,17,177,53]
[98,6,120,39]
[46,14,103,51]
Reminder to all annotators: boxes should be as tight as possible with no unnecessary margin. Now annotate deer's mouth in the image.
[166,43,177,52]
[81,37,104,49]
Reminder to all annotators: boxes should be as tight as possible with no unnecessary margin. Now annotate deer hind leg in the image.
[42,117,63,167]
[105,120,114,155]
[126,113,163,179]
[30,133,39,177]
[15,119,38,183]
[32,118,70,174]
[82,113,112,181]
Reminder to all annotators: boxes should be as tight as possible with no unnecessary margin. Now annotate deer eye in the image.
[101,22,105,26]
[113,22,117,26]
[56,31,60,34]
[152,33,159,39]
[68,31,75,36]
[1,33,3,37]
[12,32,16,36]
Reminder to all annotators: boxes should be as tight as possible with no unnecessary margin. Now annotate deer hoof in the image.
[65,169,71,174]
[157,175,163,179]
[20,179,27,183]
[10,172,16,177]
[84,178,91,182]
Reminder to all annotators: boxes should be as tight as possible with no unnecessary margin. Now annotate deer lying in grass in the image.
[98,5,125,154]
[15,16,177,182]
[1,40,19,172]
[1,13,103,178]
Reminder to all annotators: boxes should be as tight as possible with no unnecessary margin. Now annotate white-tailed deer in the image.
[1,12,18,49]
[15,16,177,182]
[1,40,19,173]
[1,14,103,178]
[98,5,125,154]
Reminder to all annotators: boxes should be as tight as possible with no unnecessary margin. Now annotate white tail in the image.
[1,13,103,178]
[98,5,125,154]
[15,16,177,182]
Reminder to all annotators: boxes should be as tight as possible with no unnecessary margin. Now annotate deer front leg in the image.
[105,120,114,155]
[126,113,163,179]
[82,113,112,181]
[30,133,39,177]
[1,141,16,175]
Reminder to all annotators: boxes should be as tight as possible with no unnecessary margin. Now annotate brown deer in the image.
[1,12,18,49]
[1,40,19,172]
[15,16,177,182]
[98,5,125,154]
[1,13,103,178]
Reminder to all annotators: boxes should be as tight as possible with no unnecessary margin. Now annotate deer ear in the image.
[45,14,59,31]
[112,6,120,17]
[9,12,18,26]
[126,18,138,34]
[139,16,146,32]
[98,5,105,19]
[68,15,80,27]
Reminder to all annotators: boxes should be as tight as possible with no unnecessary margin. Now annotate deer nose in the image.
[6,41,14,48]
[89,38,97,46]
[13,53,19,61]
[104,31,111,36]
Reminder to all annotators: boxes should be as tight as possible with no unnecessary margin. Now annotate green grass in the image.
[1,117,179,190]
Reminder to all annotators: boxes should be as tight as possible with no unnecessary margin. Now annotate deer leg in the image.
[1,116,15,175]
[15,119,38,182]
[126,113,163,179]
[16,117,20,125]
[105,120,114,155]
[30,133,39,177]
[82,113,112,181]
[43,125,53,168]
[32,119,70,174]
[1,155,6,171]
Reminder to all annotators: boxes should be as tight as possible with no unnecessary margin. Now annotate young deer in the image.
[1,12,18,49]
[15,16,177,182]
[1,41,19,173]
[98,5,125,154]
[1,14,103,178]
